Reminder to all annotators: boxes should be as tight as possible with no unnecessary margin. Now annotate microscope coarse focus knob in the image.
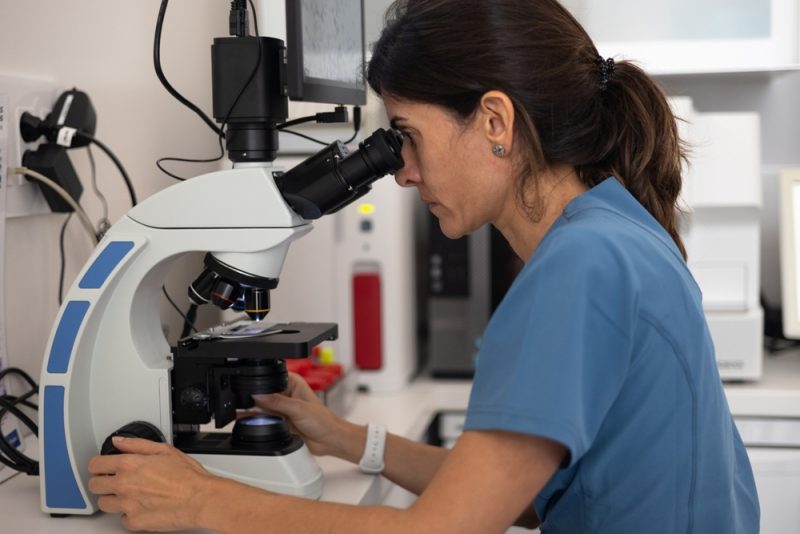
[100,421,166,455]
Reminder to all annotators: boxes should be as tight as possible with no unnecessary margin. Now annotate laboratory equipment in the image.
[335,176,418,392]
[285,0,366,105]
[779,169,800,338]
[423,222,521,377]
[38,128,402,514]
[677,98,763,381]
[38,0,403,515]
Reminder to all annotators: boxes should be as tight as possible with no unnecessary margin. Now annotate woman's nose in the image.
[395,167,414,187]
[394,158,421,187]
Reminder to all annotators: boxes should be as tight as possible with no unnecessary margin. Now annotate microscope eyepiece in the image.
[275,127,405,220]
[341,127,404,182]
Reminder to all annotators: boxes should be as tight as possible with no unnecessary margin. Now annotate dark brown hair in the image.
[367,0,688,259]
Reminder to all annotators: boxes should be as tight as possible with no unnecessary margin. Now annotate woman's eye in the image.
[401,131,416,146]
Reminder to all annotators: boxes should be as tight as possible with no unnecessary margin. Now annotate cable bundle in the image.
[0,367,39,476]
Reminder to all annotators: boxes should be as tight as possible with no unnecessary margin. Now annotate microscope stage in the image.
[176,321,338,360]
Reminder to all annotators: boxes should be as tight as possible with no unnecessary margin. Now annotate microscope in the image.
[37,3,403,515]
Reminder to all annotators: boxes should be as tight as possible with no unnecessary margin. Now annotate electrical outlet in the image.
[0,74,62,218]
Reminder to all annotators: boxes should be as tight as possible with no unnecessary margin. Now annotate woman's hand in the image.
[87,437,217,532]
[253,372,364,461]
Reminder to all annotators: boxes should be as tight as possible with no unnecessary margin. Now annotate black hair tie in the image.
[598,57,615,91]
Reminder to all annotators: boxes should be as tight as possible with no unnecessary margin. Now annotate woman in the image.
[88,0,759,531]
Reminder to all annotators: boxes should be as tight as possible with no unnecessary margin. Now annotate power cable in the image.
[154,0,223,137]
[162,285,198,334]
[154,0,262,181]
[9,167,97,245]
[0,367,40,475]
[58,213,73,305]
[86,145,111,235]
[74,131,137,207]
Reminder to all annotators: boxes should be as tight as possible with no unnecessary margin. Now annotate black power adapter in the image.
[17,88,96,213]
[21,143,83,212]
[19,88,97,149]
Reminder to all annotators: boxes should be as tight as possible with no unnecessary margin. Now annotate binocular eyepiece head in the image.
[275,127,404,220]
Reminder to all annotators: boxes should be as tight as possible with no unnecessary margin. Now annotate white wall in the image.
[0,0,229,382]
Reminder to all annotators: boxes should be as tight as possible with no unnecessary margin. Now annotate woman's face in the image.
[383,95,516,239]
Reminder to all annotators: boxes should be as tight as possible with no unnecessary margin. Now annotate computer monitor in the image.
[779,169,800,338]
[285,0,366,106]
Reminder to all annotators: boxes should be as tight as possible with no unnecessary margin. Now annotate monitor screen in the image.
[779,169,800,338]
[285,0,366,105]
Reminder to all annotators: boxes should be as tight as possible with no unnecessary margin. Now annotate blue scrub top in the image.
[464,177,759,533]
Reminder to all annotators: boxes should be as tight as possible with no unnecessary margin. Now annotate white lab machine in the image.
[334,177,418,393]
[673,97,764,381]
[778,169,800,338]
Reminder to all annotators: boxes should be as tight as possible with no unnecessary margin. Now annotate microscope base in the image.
[188,440,323,499]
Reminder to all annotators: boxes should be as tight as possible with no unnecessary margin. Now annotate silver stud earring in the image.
[492,144,506,157]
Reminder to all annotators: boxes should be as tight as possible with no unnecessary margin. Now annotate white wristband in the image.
[358,423,387,474]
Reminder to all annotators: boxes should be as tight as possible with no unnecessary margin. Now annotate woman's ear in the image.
[479,90,515,155]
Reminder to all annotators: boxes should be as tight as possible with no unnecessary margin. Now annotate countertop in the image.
[1,351,798,533]
[722,351,800,417]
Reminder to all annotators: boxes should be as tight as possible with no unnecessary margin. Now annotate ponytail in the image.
[582,61,689,259]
